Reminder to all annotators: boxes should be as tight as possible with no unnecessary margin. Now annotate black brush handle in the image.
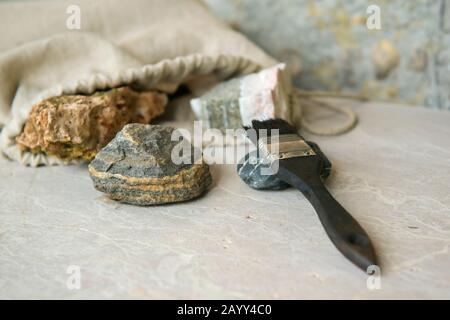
[277,157,377,272]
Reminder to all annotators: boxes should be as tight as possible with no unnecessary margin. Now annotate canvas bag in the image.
[0,0,281,166]
[0,0,356,166]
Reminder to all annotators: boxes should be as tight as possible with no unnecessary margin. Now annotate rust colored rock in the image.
[16,87,168,161]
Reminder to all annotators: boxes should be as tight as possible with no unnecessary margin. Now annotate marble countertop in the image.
[1,100,449,299]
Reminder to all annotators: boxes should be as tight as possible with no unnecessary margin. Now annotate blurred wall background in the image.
[205,0,450,109]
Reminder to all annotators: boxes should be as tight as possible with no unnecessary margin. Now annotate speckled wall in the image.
[205,0,450,109]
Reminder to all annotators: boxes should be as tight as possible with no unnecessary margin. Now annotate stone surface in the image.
[88,124,212,205]
[237,141,331,190]
[190,64,292,131]
[16,87,168,161]
[205,0,450,109]
[1,100,450,299]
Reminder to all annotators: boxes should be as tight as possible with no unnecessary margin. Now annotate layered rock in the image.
[16,87,168,161]
[89,124,212,205]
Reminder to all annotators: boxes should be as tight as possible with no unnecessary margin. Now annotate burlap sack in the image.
[0,0,277,166]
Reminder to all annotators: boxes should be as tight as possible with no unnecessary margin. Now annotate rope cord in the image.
[294,88,363,136]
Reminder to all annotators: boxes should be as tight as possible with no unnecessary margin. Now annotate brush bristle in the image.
[244,119,300,142]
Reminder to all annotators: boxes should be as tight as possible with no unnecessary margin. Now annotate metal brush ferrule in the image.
[258,134,316,162]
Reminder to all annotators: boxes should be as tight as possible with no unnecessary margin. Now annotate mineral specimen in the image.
[237,141,332,190]
[190,64,292,131]
[237,150,290,190]
[16,87,168,161]
[88,124,212,205]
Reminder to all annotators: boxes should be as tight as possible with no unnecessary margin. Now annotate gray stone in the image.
[88,124,212,205]
[237,151,290,190]
[237,141,332,190]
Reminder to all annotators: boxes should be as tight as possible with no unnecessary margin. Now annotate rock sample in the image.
[89,124,212,205]
[237,150,290,190]
[16,87,168,161]
[190,64,292,132]
[237,141,332,190]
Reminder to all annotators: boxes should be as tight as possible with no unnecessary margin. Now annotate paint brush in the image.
[244,118,377,272]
